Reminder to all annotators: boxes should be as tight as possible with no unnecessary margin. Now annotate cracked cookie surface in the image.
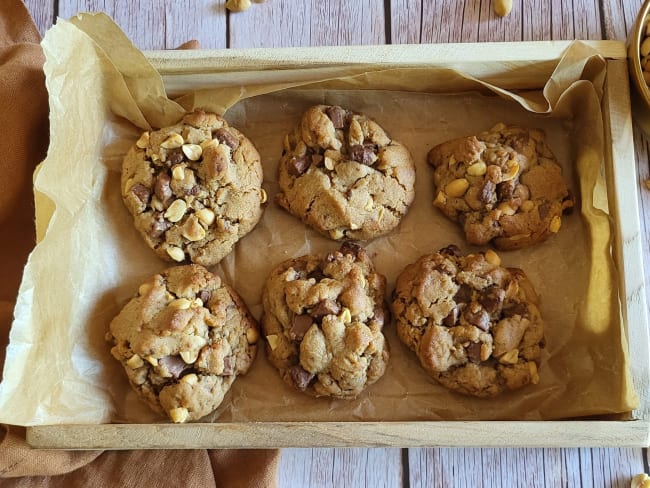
[391,245,544,397]
[276,104,416,241]
[108,264,259,423]
[261,242,389,398]
[428,123,574,250]
[121,110,265,266]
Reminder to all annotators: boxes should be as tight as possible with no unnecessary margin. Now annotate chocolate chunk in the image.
[222,356,234,376]
[214,128,240,150]
[496,181,515,201]
[198,290,211,304]
[287,155,311,177]
[373,305,386,327]
[289,365,315,391]
[326,106,347,129]
[339,241,361,257]
[439,244,461,257]
[167,149,184,164]
[290,314,314,341]
[503,302,529,318]
[311,154,324,166]
[185,185,201,196]
[349,143,377,165]
[159,355,190,378]
[466,342,482,363]
[464,303,491,331]
[481,180,497,204]
[310,299,341,319]
[454,284,473,304]
[149,213,172,238]
[442,306,458,327]
[155,172,173,204]
[131,183,151,204]
[537,202,551,220]
[478,287,506,315]
[307,268,325,282]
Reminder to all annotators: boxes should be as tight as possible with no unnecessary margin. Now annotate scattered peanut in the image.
[494,0,513,17]
[632,474,650,488]
[226,0,251,12]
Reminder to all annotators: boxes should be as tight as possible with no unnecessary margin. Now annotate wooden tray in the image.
[27,40,650,449]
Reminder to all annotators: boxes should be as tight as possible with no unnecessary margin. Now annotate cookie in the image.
[108,264,259,423]
[121,110,265,266]
[391,245,544,397]
[261,242,389,398]
[276,104,416,241]
[428,123,574,250]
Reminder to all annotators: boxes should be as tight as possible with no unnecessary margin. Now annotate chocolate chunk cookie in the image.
[261,242,389,398]
[121,110,266,266]
[391,245,544,397]
[108,264,259,423]
[428,123,574,250]
[276,105,416,241]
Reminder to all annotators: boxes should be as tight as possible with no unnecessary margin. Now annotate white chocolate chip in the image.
[160,133,184,149]
[266,334,279,351]
[164,199,187,223]
[169,407,189,423]
[166,246,185,262]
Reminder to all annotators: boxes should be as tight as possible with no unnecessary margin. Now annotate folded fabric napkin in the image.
[0,1,279,485]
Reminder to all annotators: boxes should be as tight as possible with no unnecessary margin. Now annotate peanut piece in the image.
[260,188,268,204]
[501,160,520,181]
[494,0,512,17]
[180,350,198,364]
[349,118,364,146]
[480,343,491,361]
[169,407,189,423]
[549,215,562,233]
[324,157,335,170]
[246,327,260,344]
[126,354,144,369]
[169,298,191,310]
[182,143,202,161]
[164,199,187,223]
[499,349,519,365]
[146,356,159,367]
[466,161,487,176]
[166,246,185,262]
[642,38,650,58]
[528,361,540,384]
[181,373,198,385]
[433,190,447,206]
[445,178,470,198]
[196,208,216,227]
[138,282,153,296]
[182,215,206,242]
[160,133,184,149]
[329,229,344,240]
[497,202,516,216]
[484,249,501,266]
[136,132,150,149]
[340,308,352,324]
[172,165,186,181]
[520,200,535,213]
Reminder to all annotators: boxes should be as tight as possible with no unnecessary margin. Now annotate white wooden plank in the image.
[23,0,55,36]
[601,0,643,41]
[57,0,226,49]
[390,0,422,44]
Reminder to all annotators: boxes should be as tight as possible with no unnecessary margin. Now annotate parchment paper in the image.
[0,13,638,425]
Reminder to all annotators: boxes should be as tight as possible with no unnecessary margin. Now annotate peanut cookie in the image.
[276,104,416,241]
[108,264,259,423]
[428,123,574,250]
[121,110,266,266]
[261,242,389,398]
[391,245,544,397]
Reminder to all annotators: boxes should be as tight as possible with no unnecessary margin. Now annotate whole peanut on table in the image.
[641,21,650,85]
[494,0,513,17]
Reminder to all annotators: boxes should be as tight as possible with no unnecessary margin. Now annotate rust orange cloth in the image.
[0,1,279,485]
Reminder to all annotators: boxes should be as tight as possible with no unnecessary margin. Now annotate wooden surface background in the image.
[22,0,650,486]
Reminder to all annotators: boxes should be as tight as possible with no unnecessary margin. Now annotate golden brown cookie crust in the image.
[261,242,389,398]
[121,110,266,266]
[428,123,574,250]
[108,264,259,423]
[391,245,544,397]
[276,105,416,241]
